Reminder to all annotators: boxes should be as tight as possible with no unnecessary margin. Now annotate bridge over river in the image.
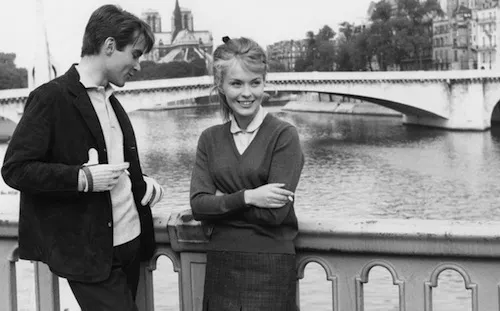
[2,70,500,130]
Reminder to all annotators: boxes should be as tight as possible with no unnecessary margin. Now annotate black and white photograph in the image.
[0,0,499,310]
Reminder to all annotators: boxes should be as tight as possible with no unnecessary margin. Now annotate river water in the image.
[3,103,495,310]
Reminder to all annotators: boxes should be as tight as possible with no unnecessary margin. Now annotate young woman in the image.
[190,36,304,311]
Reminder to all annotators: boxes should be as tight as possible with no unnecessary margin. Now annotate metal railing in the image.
[3,209,500,310]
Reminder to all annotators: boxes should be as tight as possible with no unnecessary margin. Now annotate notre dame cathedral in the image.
[141,0,213,66]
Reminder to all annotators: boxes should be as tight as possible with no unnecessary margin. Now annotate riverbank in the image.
[139,93,294,111]
[283,100,402,116]
[138,97,217,111]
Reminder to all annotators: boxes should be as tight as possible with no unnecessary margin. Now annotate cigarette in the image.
[124,169,130,176]
[288,195,294,202]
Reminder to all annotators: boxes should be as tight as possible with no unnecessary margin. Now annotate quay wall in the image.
[283,100,402,116]
[283,92,402,116]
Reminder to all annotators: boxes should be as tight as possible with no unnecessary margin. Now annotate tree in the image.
[301,31,316,70]
[296,26,336,72]
[294,58,308,72]
[365,0,443,70]
[190,58,208,76]
[0,53,27,90]
[334,21,374,71]
[314,40,335,71]
[335,42,353,71]
[371,1,392,22]
[129,59,207,81]
[423,0,444,15]
[338,22,354,41]
[268,59,287,72]
[368,19,395,70]
[351,31,373,71]
[317,25,336,41]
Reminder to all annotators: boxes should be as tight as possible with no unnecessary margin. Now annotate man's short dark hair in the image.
[81,4,155,57]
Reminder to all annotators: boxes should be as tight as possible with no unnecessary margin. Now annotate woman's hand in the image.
[244,183,294,209]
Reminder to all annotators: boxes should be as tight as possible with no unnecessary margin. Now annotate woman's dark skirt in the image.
[202,251,298,311]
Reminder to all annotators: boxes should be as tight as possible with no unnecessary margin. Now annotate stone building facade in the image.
[266,40,308,72]
[141,0,213,65]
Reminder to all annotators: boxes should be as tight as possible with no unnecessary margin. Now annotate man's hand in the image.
[82,163,130,192]
[80,148,129,192]
[141,176,164,208]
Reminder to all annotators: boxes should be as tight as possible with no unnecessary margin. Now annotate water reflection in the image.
[129,107,222,215]
[122,106,500,222]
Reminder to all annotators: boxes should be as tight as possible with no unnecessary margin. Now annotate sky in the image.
[2,0,377,70]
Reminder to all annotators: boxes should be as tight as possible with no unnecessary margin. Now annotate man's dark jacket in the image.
[1,65,156,283]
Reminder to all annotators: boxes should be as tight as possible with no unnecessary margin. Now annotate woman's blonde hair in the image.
[211,37,268,121]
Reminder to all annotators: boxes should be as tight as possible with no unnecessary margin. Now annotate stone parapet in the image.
[3,210,500,310]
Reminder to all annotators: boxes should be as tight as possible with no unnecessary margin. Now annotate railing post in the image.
[34,261,60,311]
[0,240,17,311]
[179,252,206,311]
[168,211,210,311]
[136,262,155,311]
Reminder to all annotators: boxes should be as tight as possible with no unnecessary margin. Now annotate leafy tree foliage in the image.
[0,53,27,90]
[371,1,393,22]
[190,58,208,76]
[129,59,207,81]
[268,59,287,72]
[369,0,443,70]
[335,42,353,71]
[317,25,336,41]
[333,0,442,71]
[351,31,373,71]
[293,58,309,72]
[294,25,336,72]
[339,22,355,41]
[334,22,373,71]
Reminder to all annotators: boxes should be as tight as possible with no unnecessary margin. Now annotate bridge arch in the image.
[272,89,445,119]
[482,84,500,125]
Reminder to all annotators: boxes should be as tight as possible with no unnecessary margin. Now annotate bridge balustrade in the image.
[2,209,500,311]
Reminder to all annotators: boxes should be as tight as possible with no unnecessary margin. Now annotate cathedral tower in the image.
[141,9,162,33]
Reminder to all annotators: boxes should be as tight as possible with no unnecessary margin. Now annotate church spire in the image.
[172,0,183,43]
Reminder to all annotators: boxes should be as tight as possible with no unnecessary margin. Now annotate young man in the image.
[2,5,163,311]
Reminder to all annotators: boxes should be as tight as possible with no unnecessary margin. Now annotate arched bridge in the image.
[1,71,500,130]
